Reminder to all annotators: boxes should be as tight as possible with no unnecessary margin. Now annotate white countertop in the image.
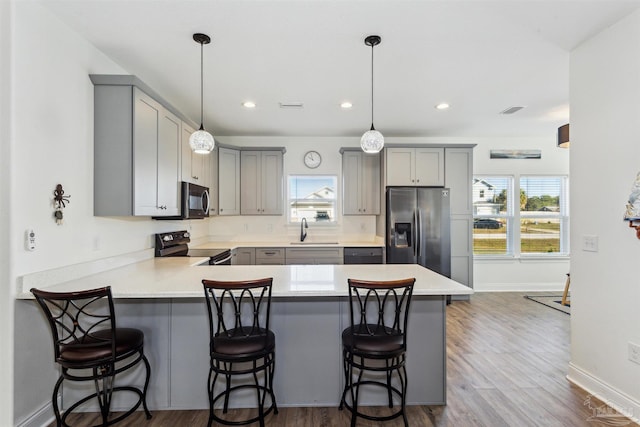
[17,258,472,299]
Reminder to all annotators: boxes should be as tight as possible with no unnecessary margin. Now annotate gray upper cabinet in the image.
[93,78,180,217]
[385,147,444,186]
[342,150,380,215]
[208,148,219,216]
[180,121,209,185]
[218,147,241,215]
[444,148,473,215]
[240,150,283,215]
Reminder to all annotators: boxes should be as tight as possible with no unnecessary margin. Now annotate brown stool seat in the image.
[213,327,275,358]
[342,325,404,356]
[59,328,145,366]
[31,286,151,427]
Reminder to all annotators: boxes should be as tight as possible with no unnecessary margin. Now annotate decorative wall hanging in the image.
[490,149,541,159]
[53,184,70,225]
[624,172,640,238]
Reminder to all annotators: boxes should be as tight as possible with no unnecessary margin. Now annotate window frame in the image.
[287,174,339,225]
[472,174,570,258]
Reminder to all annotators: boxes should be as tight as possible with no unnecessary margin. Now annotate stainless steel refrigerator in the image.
[386,187,451,278]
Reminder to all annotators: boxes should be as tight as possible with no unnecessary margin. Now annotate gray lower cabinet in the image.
[93,80,180,217]
[231,247,255,265]
[285,247,344,265]
[255,248,285,265]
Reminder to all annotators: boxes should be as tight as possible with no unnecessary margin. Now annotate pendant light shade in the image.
[557,123,570,148]
[189,33,214,154]
[361,35,384,154]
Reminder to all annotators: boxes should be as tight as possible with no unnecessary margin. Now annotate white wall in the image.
[1,2,13,425]
[9,3,212,425]
[568,9,640,420]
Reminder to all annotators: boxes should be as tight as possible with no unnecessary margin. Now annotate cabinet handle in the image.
[417,179,420,183]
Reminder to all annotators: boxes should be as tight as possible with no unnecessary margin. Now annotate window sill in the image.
[474,254,570,262]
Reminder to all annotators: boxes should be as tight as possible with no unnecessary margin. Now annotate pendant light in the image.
[361,35,384,154]
[189,33,215,154]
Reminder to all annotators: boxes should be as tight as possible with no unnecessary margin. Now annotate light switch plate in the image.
[582,235,599,252]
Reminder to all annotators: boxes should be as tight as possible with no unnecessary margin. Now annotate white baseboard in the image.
[473,283,565,292]
[567,362,640,424]
[16,400,55,427]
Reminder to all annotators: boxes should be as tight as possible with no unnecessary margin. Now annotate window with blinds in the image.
[472,175,569,257]
[519,176,569,255]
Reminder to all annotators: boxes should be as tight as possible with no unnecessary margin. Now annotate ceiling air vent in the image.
[279,102,304,109]
[500,106,525,115]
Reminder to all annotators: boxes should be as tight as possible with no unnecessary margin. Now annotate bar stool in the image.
[339,278,415,427]
[30,286,151,427]
[202,278,278,427]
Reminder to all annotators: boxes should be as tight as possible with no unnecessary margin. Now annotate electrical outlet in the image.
[628,342,640,365]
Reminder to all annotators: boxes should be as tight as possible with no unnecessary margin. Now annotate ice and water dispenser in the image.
[393,222,412,248]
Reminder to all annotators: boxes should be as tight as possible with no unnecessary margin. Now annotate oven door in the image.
[208,250,231,265]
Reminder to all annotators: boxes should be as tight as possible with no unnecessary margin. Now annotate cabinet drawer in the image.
[285,247,344,265]
[256,248,285,261]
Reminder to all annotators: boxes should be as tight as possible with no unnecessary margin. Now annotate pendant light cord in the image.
[200,40,204,130]
[370,42,375,130]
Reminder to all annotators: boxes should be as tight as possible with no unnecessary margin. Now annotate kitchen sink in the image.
[289,242,339,245]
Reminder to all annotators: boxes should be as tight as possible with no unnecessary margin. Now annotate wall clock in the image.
[304,150,322,169]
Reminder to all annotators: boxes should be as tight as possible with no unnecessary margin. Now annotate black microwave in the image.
[155,182,210,220]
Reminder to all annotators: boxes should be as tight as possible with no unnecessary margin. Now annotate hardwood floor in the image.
[54,292,637,426]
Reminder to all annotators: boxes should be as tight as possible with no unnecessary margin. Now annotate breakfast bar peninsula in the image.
[18,260,472,411]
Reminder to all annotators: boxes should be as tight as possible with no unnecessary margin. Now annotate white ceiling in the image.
[39,0,640,139]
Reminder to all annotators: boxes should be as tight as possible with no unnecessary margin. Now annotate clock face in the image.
[304,151,321,169]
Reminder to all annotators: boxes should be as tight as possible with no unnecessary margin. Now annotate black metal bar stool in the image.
[339,278,415,427]
[30,286,152,427]
[202,278,278,427]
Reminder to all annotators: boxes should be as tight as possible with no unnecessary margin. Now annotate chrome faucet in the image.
[300,217,308,242]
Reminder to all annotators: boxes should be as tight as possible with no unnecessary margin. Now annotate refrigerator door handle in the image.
[413,210,418,258]
[416,208,421,258]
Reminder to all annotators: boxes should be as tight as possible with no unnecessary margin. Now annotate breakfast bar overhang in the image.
[18,261,473,411]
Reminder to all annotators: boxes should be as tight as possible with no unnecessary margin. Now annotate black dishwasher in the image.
[343,247,384,264]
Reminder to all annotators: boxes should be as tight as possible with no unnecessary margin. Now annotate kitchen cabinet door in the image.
[342,150,380,215]
[444,148,473,215]
[232,248,255,265]
[414,148,444,186]
[218,147,240,215]
[240,150,283,215]
[385,147,444,186]
[208,148,219,216]
[133,88,180,216]
[180,121,208,185]
[385,147,415,186]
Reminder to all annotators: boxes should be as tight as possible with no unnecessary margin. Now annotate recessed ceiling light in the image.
[341,102,353,109]
[435,103,450,110]
[242,101,256,108]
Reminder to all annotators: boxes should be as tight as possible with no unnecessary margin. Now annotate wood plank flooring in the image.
[53,292,637,426]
